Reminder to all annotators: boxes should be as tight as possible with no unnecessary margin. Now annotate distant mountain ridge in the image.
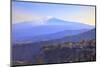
[45,18,93,27]
[12,18,95,43]
[14,28,96,44]
[24,29,90,43]
[47,28,96,43]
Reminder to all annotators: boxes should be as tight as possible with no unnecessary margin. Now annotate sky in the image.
[12,1,95,26]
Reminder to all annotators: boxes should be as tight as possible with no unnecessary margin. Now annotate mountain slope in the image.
[49,28,96,43]
[12,28,96,64]
[45,18,93,29]
[12,18,94,43]
[26,29,89,43]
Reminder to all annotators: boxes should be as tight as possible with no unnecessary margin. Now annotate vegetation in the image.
[12,39,96,66]
[39,39,96,64]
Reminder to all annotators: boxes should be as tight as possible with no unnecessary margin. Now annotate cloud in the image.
[12,10,48,24]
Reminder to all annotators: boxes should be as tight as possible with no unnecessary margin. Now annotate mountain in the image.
[12,18,94,43]
[48,28,96,43]
[12,28,96,63]
[25,29,89,43]
[45,18,93,29]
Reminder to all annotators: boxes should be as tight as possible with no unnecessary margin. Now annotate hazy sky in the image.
[12,1,95,26]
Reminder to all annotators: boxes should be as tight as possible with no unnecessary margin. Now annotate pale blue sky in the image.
[12,1,95,25]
